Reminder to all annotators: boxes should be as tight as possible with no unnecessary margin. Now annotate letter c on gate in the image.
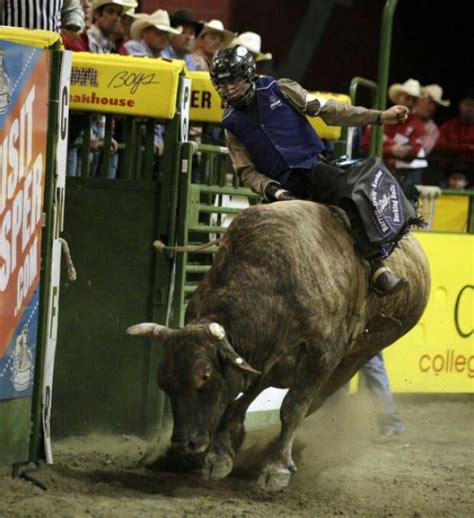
[60,85,68,140]
[454,285,473,338]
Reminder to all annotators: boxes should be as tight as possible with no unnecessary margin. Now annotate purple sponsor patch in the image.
[369,168,405,237]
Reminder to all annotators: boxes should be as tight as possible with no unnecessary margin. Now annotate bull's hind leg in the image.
[202,388,263,481]
[258,344,341,492]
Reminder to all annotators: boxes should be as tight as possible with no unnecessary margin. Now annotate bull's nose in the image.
[171,437,208,454]
[185,438,208,454]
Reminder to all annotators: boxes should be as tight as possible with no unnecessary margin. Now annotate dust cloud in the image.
[0,395,472,517]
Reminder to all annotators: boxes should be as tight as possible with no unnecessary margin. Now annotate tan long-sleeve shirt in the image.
[225,78,382,197]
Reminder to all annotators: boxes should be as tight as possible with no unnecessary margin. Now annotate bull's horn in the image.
[209,322,226,339]
[126,323,170,339]
[217,338,261,376]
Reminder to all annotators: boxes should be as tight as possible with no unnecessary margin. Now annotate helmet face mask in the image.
[210,45,256,108]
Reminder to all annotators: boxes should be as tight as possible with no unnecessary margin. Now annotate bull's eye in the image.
[200,372,210,384]
[194,362,213,389]
[196,371,211,389]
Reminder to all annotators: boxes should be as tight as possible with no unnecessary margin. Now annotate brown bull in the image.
[128,200,430,491]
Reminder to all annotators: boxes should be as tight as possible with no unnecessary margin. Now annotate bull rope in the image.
[153,239,221,254]
[58,238,77,281]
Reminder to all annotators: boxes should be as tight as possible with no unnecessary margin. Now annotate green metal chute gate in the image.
[168,142,259,329]
[52,87,184,439]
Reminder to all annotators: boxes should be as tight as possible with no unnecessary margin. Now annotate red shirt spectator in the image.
[363,113,426,165]
[415,84,451,155]
[436,91,474,161]
[362,79,427,185]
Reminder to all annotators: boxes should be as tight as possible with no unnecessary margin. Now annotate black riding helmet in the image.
[210,45,256,108]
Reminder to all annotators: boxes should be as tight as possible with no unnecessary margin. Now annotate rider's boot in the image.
[369,258,407,297]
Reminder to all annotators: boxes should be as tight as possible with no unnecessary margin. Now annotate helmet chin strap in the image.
[228,84,255,109]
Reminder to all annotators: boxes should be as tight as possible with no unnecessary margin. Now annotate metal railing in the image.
[169,141,259,327]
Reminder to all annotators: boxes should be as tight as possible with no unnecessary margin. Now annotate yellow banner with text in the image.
[384,232,474,392]
[188,71,350,140]
[69,53,184,119]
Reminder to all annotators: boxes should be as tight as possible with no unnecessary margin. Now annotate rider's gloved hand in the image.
[264,182,296,202]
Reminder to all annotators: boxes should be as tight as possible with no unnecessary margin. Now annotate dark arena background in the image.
[0,1,473,516]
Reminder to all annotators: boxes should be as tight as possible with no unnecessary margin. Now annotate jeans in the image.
[67,146,79,177]
[360,353,404,434]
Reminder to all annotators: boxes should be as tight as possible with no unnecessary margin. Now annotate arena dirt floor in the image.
[1,394,472,517]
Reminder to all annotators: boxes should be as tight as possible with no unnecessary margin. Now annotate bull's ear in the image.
[217,339,261,376]
[126,323,171,341]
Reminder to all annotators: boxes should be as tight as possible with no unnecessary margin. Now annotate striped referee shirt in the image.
[2,0,71,32]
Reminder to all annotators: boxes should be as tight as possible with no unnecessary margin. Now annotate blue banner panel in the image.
[0,289,39,399]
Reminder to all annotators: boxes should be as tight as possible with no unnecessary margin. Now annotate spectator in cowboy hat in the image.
[232,31,273,74]
[192,19,236,71]
[62,0,136,52]
[161,9,203,70]
[89,0,136,52]
[362,78,427,185]
[123,10,182,57]
[413,84,450,185]
[232,31,272,62]
[114,5,146,54]
[415,84,450,155]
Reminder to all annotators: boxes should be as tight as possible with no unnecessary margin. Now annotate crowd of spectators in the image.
[1,2,472,187]
[360,79,474,190]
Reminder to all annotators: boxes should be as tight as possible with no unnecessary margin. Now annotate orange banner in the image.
[0,54,49,357]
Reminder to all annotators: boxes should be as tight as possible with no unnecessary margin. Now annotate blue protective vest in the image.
[222,76,324,186]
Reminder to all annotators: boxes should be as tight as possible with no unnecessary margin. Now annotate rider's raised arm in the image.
[277,77,381,127]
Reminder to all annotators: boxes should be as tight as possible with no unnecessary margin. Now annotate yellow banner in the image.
[188,70,224,123]
[69,53,184,118]
[384,232,474,392]
[306,91,351,140]
[432,194,470,233]
[0,27,62,49]
[188,71,349,140]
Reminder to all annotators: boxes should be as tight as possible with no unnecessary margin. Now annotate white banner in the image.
[42,50,72,464]
[179,76,192,143]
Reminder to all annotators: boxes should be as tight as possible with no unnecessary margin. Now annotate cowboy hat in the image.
[130,10,182,40]
[198,19,236,47]
[232,32,272,61]
[122,6,139,17]
[388,79,421,103]
[92,0,137,11]
[170,9,203,36]
[421,84,450,107]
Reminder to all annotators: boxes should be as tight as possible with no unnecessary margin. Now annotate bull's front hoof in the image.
[202,452,234,481]
[257,466,292,492]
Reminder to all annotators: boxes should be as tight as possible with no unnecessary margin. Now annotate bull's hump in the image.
[234,201,329,228]
[226,201,341,246]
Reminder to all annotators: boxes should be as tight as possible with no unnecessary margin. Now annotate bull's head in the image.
[127,322,260,455]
